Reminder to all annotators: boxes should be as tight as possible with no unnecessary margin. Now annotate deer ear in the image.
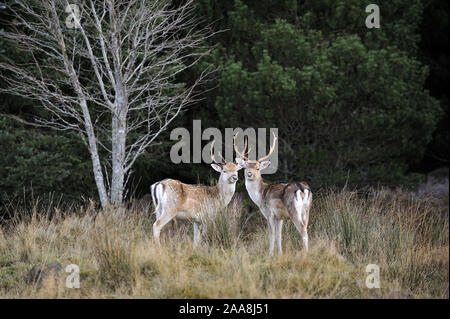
[260,161,271,170]
[235,158,246,169]
[211,163,222,173]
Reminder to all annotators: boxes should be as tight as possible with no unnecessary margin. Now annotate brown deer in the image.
[151,141,244,246]
[234,133,312,255]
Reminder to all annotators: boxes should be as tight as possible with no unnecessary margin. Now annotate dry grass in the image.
[0,189,448,298]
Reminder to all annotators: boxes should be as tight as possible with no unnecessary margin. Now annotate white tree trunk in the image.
[80,100,109,208]
[89,139,109,208]
[110,84,127,205]
[110,112,126,205]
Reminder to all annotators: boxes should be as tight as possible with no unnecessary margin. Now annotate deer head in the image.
[234,132,277,182]
[210,140,243,184]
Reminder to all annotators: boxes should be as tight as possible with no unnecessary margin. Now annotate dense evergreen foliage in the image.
[0,0,448,204]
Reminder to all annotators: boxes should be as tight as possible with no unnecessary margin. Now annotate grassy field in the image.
[0,189,448,298]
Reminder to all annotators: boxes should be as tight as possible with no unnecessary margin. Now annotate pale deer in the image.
[234,133,312,255]
[150,141,244,246]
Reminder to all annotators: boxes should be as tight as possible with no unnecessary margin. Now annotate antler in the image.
[210,140,225,164]
[257,132,277,162]
[233,132,248,160]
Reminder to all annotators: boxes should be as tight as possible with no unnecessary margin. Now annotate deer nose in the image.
[246,172,252,178]
[230,175,238,183]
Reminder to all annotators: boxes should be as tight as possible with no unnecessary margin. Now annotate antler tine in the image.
[243,138,248,158]
[257,131,277,162]
[233,132,248,160]
[218,150,226,164]
[210,140,219,164]
[210,140,225,164]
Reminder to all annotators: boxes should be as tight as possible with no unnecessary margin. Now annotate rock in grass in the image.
[26,260,71,285]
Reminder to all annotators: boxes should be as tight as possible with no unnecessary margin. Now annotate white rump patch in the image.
[154,183,166,219]
[302,189,309,204]
[294,189,310,226]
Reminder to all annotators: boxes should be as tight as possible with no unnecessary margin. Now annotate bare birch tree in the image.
[0,0,213,207]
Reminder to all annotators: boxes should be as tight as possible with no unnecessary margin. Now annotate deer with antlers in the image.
[234,133,312,255]
[151,141,244,246]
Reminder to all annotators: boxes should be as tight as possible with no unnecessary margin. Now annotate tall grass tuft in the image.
[91,209,140,291]
[200,193,246,250]
[308,189,449,297]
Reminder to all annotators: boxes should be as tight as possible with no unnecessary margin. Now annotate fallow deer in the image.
[234,133,312,255]
[151,141,244,246]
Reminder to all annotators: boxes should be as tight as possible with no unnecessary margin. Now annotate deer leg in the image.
[301,226,308,251]
[291,214,308,252]
[193,222,202,247]
[267,216,276,257]
[153,207,176,244]
[275,219,283,255]
[168,219,177,236]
